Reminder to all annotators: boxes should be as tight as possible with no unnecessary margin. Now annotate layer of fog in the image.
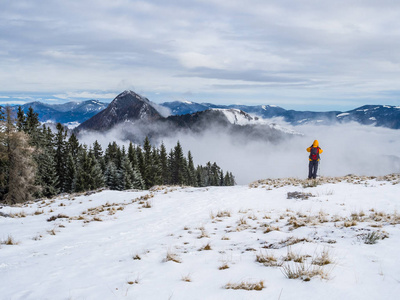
[78,121,400,185]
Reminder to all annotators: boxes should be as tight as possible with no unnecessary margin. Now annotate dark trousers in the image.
[308,160,319,179]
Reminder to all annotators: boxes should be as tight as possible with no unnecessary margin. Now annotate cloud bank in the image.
[78,120,400,185]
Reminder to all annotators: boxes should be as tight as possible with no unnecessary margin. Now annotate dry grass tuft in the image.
[164,251,182,263]
[224,280,265,291]
[133,254,141,260]
[283,247,309,263]
[9,210,27,218]
[199,242,212,251]
[127,278,140,285]
[256,251,282,267]
[47,214,69,222]
[219,263,230,270]
[181,274,192,282]
[281,262,330,281]
[311,248,334,266]
[198,228,210,239]
[1,235,19,245]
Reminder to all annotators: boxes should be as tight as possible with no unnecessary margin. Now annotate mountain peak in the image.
[76,90,162,132]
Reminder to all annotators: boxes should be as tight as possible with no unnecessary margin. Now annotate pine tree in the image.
[159,142,169,184]
[136,146,145,183]
[16,106,25,132]
[54,123,68,192]
[121,155,134,190]
[64,152,77,193]
[170,141,187,185]
[187,151,197,187]
[143,137,153,188]
[35,147,59,198]
[68,133,80,159]
[104,161,123,190]
[132,167,145,190]
[92,140,105,171]
[151,147,162,186]
[128,142,138,169]
[89,151,105,190]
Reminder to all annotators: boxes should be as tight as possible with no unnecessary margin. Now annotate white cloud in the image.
[2,1,400,109]
[54,92,117,100]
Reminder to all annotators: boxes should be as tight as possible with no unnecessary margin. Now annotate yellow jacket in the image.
[306,140,323,161]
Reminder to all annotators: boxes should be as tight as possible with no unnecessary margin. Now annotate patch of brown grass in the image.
[224,280,265,291]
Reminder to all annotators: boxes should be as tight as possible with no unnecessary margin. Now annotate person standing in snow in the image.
[306,140,323,179]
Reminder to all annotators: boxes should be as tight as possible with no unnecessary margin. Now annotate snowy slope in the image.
[1,175,400,299]
[212,108,301,135]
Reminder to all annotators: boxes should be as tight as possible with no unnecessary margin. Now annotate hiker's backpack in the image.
[309,146,320,161]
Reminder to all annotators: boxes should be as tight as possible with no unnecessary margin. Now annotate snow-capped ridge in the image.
[210,108,301,135]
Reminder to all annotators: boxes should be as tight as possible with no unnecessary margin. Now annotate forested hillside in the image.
[0,106,235,204]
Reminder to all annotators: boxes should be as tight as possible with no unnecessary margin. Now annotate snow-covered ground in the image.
[1,175,400,300]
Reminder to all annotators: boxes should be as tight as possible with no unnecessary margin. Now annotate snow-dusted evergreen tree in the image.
[142,137,153,188]
[170,141,187,185]
[104,161,123,190]
[159,142,169,184]
[187,151,197,187]
[35,147,59,198]
[54,123,68,192]
[68,133,80,159]
[151,146,162,186]
[75,147,104,192]
[132,167,145,190]
[16,106,25,132]
[89,151,105,190]
[92,140,105,171]
[121,155,134,190]
[64,152,77,193]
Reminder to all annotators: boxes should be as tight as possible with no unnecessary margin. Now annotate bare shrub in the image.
[360,231,387,244]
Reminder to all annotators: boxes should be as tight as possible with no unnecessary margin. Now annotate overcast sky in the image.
[1,0,400,110]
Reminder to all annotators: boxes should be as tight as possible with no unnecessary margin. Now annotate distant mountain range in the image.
[161,101,400,129]
[7,91,400,130]
[75,91,297,144]
[11,100,107,127]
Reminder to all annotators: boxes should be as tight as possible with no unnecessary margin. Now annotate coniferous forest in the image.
[0,106,235,204]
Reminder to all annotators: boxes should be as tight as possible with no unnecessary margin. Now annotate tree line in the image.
[0,106,235,204]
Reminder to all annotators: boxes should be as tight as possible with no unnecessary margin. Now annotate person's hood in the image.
[313,140,319,147]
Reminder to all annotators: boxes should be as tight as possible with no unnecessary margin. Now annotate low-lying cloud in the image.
[78,121,400,185]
